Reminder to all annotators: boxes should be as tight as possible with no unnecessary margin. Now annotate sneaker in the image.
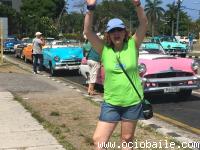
[37,71,40,73]
[33,72,37,74]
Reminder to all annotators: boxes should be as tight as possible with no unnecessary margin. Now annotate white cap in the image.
[35,32,42,36]
[83,34,87,39]
[96,32,101,36]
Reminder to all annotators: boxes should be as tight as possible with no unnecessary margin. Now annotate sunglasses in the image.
[108,27,124,33]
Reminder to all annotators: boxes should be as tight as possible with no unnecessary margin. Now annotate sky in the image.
[67,0,200,20]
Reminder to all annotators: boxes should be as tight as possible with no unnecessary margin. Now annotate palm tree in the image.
[145,0,165,36]
[165,2,177,35]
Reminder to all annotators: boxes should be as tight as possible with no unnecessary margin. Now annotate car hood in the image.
[161,41,187,49]
[139,54,194,75]
[4,41,14,46]
[44,47,83,60]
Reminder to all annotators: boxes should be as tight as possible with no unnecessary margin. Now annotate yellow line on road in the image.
[154,113,200,135]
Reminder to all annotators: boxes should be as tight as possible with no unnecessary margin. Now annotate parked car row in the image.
[79,42,200,99]
[150,36,188,57]
[13,38,83,76]
[6,36,200,99]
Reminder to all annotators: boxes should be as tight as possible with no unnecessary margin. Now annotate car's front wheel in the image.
[24,57,28,63]
[49,63,56,76]
[176,90,192,100]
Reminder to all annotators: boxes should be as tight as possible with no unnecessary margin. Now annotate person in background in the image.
[83,33,101,95]
[84,0,148,149]
[82,34,91,57]
[32,32,45,74]
[188,32,194,51]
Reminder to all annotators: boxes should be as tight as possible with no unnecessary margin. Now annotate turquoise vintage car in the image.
[140,42,165,54]
[42,40,83,76]
[151,36,188,57]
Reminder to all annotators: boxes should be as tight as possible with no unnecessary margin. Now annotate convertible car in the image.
[43,40,83,76]
[151,36,188,57]
[79,42,200,98]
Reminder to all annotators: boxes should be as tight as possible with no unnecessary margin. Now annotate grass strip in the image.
[13,93,76,150]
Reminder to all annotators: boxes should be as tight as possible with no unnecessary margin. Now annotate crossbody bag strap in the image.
[116,56,142,100]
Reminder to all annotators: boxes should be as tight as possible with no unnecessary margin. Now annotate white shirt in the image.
[32,38,43,54]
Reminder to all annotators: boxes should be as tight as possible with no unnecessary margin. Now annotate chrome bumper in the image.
[4,48,14,52]
[54,63,80,70]
[143,76,200,93]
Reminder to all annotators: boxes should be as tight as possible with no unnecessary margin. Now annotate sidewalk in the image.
[0,90,65,150]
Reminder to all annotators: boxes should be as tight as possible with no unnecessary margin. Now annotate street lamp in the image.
[176,0,183,36]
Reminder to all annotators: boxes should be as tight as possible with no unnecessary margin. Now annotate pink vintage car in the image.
[79,43,200,98]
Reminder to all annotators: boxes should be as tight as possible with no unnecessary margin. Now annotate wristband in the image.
[87,5,96,11]
[136,2,141,7]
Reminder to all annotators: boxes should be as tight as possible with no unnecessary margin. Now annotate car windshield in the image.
[143,49,165,54]
[45,38,55,44]
[5,38,16,42]
[140,43,165,54]
[160,37,177,42]
[55,41,69,45]
[65,39,80,46]
[22,38,32,43]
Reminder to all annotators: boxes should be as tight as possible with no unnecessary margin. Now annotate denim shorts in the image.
[99,101,144,122]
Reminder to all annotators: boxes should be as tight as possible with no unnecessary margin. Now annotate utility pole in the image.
[0,20,3,64]
[176,0,183,36]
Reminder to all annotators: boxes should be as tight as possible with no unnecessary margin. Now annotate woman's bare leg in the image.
[121,120,137,150]
[93,121,118,150]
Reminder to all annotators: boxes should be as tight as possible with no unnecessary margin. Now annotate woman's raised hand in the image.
[132,0,141,6]
[86,0,96,5]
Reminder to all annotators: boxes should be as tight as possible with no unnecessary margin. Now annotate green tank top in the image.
[101,38,144,107]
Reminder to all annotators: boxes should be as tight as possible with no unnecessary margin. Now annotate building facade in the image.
[0,0,22,12]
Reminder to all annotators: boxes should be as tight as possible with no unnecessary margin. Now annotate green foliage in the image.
[63,33,82,41]
[163,2,192,36]
[1,0,200,38]
[21,0,65,19]
[145,0,165,36]
[20,0,65,37]
[94,0,137,33]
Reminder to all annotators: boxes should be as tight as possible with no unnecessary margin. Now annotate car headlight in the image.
[138,63,147,74]
[54,56,60,62]
[192,60,199,71]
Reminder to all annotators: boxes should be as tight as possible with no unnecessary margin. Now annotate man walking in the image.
[188,33,194,51]
[32,32,45,74]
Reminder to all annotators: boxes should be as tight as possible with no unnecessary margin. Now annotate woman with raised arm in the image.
[84,0,148,149]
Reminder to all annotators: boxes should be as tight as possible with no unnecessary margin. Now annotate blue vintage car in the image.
[151,36,188,57]
[42,40,83,76]
[3,37,21,53]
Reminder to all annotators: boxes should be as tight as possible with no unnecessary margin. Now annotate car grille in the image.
[145,72,193,78]
[166,47,187,52]
[60,59,81,66]
[144,71,194,87]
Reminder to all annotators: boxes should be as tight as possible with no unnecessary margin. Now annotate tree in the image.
[93,0,137,33]
[163,2,177,35]
[20,0,65,36]
[145,0,165,36]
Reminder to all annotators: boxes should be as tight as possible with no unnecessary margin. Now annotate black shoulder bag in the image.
[116,56,153,120]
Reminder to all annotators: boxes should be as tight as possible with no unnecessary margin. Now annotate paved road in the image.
[5,54,200,132]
